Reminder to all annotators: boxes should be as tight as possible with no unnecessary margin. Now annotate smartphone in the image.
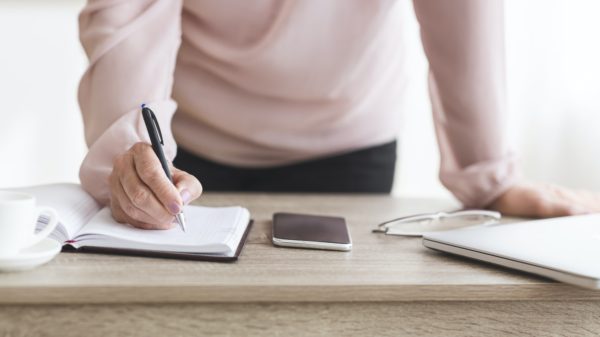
[272,212,352,251]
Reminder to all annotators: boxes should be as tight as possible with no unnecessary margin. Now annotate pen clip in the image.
[148,108,164,146]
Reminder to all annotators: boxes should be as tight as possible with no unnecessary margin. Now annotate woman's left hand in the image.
[489,182,600,218]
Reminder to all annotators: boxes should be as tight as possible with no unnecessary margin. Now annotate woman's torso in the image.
[172,0,408,167]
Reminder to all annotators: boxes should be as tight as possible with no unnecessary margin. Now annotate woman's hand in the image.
[489,182,600,218]
[109,142,202,229]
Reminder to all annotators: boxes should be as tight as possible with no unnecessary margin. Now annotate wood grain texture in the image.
[0,193,597,305]
[1,301,600,337]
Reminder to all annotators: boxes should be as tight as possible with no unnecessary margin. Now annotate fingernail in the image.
[168,202,181,215]
[181,189,192,205]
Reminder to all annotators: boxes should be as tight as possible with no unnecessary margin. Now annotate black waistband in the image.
[173,140,397,193]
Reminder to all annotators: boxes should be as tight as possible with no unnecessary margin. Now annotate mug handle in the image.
[26,206,59,248]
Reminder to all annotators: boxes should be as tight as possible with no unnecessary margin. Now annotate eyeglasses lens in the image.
[384,214,497,236]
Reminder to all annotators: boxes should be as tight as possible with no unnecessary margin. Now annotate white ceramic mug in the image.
[0,191,58,257]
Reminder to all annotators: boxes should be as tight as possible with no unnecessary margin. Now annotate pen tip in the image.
[141,103,146,109]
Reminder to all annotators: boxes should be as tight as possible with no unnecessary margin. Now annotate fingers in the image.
[109,143,181,230]
[489,182,594,219]
[172,167,202,205]
[110,153,175,229]
[532,198,586,218]
[109,142,203,230]
[131,143,183,215]
[110,197,175,230]
[546,185,597,214]
[119,154,175,225]
[110,169,153,224]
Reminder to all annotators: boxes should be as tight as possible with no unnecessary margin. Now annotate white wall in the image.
[0,0,87,188]
[391,0,448,198]
[504,0,600,191]
[1,0,599,200]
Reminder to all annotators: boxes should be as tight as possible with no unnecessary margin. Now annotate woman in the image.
[78,0,599,229]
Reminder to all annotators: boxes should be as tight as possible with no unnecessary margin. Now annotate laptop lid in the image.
[422,214,600,289]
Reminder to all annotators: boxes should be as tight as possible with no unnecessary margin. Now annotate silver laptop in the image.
[423,214,600,289]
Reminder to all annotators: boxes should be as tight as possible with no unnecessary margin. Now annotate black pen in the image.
[141,104,186,232]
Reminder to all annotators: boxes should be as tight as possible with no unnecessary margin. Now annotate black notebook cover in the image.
[61,220,253,262]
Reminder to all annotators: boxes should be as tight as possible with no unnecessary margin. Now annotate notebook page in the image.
[74,205,250,254]
[7,183,102,241]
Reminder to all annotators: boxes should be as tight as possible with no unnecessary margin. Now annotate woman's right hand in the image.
[108,142,202,229]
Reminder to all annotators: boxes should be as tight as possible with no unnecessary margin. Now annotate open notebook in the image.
[10,184,252,261]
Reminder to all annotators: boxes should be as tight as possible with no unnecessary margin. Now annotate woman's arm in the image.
[413,0,517,208]
[413,0,600,217]
[78,0,201,228]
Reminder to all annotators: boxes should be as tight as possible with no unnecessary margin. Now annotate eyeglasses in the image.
[372,210,501,237]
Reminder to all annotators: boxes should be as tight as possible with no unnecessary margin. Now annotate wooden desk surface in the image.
[0,193,596,305]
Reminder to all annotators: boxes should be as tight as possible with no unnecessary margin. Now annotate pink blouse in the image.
[78,0,517,207]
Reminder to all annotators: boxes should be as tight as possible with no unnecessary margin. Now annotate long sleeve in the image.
[78,0,183,204]
[413,0,518,208]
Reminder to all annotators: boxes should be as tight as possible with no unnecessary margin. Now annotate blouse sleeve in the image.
[413,0,519,208]
[78,0,183,204]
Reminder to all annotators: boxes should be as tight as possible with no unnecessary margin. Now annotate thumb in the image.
[171,168,203,205]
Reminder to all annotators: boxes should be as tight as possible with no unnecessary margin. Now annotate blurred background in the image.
[1,0,599,200]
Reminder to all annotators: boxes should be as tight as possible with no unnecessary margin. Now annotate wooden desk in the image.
[1,193,599,336]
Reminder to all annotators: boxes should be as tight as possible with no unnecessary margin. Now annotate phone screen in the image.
[272,212,352,251]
